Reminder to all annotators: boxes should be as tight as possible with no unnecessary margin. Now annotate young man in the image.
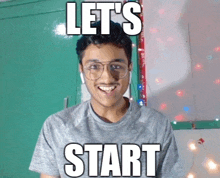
[29,21,183,178]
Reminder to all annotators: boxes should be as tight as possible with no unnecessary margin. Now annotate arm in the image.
[29,116,60,176]
[156,117,185,178]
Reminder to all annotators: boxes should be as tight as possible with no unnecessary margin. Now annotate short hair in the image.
[76,20,132,64]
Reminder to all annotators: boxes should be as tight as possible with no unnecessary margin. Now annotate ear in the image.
[79,64,83,73]
[128,62,133,72]
[129,63,133,84]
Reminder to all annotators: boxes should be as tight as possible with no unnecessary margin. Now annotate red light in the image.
[175,114,185,121]
[214,79,220,84]
[214,47,220,52]
[150,28,159,33]
[159,9,165,14]
[160,103,167,110]
[195,63,203,70]
[176,90,184,97]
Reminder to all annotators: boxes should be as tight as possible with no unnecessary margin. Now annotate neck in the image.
[91,97,130,123]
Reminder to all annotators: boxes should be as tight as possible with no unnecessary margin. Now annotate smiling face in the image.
[80,43,132,108]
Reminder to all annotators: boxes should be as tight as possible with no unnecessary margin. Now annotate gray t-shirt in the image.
[29,99,183,177]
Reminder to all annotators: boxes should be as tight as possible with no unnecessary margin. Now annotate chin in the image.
[93,96,123,108]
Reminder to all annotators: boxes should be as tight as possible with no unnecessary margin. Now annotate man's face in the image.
[80,43,132,107]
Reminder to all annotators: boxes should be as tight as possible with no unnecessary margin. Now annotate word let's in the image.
[66,2,142,35]
[64,143,160,177]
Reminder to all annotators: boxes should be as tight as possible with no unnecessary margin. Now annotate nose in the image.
[99,64,117,82]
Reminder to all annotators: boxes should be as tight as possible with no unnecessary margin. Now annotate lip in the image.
[97,86,117,97]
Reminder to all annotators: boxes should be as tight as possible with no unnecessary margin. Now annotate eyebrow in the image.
[85,59,126,63]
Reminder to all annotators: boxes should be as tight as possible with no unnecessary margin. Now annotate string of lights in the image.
[133,1,220,176]
[187,138,220,177]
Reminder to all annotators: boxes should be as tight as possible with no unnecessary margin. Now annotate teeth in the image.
[99,86,116,93]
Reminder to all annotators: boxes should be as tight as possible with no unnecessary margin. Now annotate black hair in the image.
[76,20,132,64]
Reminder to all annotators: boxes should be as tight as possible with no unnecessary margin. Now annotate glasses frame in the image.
[82,61,130,81]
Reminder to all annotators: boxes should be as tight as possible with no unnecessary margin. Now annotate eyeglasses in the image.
[82,61,129,80]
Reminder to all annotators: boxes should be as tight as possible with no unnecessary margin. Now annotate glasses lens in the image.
[84,62,103,80]
[84,62,128,80]
[109,62,127,79]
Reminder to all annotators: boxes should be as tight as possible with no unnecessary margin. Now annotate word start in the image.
[64,143,160,177]
[66,2,142,35]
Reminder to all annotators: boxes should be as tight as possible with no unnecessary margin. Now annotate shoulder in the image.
[43,100,90,130]
[134,105,172,140]
[130,101,169,125]
[138,105,169,125]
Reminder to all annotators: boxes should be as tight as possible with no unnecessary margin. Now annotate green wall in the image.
[0,0,82,177]
[130,36,140,102]
[0,1,140,177]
